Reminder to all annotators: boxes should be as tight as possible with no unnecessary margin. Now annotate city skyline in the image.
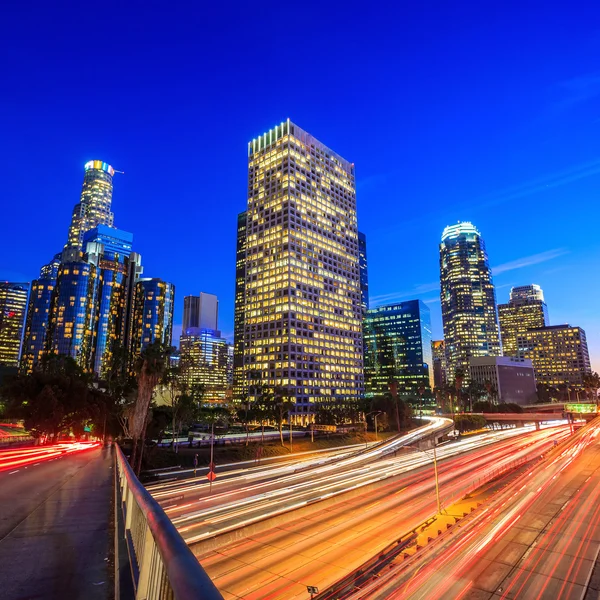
[2,3,600,370]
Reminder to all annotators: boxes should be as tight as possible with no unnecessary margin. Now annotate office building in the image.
[128,278,175,362]
[183,293,219,332]
[238,120,364,418]
[469,356,537,405]
[358,231,369,314]
[64,160,116,257]
[183,295,200,330]
[498,284,549,357]
[364,300,433,398]
[431,340,447,389]
[439,222,501,381]
[46,261,99,369]
[517,325,591,391]
[0,282,29,368]
[84,225,134,377]
[21,254,61,373]
[233,211,247,402]
[179,327,228,401]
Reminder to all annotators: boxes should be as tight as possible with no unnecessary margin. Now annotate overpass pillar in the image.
[535,421,540,431]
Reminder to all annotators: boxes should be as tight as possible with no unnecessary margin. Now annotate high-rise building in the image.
[238,120,364,418]
[358,231,369,314]
[364,300,433,398]
[517,325,591,391]
[469,356,537,405]
[0,282,29,368]
[21,254,61,373]
[183,295,200,330]
[179,327,228,402]
[183,293,219,332]
[233,211,247,402]
[498,284,549,357]
[84,225,134,377]
[47,261,99,368]
[128,278,175,363]
[431,340,447,389]
[64,160,116,257]
[439,222,501,381]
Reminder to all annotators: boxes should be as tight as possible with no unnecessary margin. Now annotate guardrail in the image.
[115,445,223,600]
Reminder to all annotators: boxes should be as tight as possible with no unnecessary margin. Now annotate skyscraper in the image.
[364,300,433,398]
[0,282,29,368]
[239,120,364,418]
[498,284,549,357]
[358,231,369,314]
[431,340,447,389]
[440,222,501,381]
[128,278,175,363]
[64,160,116,257]
[183,295,201,330]
[233,211,247,402]
[21,254,61,373]
[84,225,134,377]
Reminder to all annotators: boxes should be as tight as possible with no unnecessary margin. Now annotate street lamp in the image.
[365,411,383,447]
[406,442,442,515]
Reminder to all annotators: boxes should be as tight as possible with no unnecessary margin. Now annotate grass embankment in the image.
[140,431,398,472]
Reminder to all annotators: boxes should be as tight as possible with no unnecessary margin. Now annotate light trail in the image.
[0,441,101,472]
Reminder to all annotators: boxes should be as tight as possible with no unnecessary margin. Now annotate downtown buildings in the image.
[0,282,29,371]
[234,120,364,419]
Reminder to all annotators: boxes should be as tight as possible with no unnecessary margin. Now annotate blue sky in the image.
[1,1,599,368]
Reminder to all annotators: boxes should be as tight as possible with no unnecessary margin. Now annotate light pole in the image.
[407,442,442,515]
[365,411,383,447]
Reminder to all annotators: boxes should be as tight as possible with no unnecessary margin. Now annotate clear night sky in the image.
[2,2,599,368]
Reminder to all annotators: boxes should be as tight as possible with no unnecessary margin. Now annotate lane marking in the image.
[9,470,19,474]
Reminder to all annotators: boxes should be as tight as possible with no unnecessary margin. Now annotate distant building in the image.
[498,284,549,358]
[233,211,247,403]
[183,293,218,333]
[21,254,61,373]
[64,160,116,259]
[358,231,369,314]
[364,300,433,398]
[517,325,591,391]
[128,278,175,364]
[431,340,447,389]
[469,356,537,405]
[439,222,501,381]
[0,282,29,368]
[226,343,234,387]
[183,296,200,330]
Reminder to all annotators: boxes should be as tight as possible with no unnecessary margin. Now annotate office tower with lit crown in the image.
[241,120,364,418]
[47,261,99,369]
[364,300,433,398]
[440,222,501,380]
[21,253,61,373]
[83,225,134,377]
[128,278,175,364]
[180,327,228,402]
[0,283,29,368]
[233,211,247,402]
[517,325,591,391]
[431,340,447,389]
[64,160,116,257]
[498,284,549,357]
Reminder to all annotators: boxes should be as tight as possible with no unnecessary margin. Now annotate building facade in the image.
[64,160,116,257]
[431,340,447,389]
[469,356,537,405]
[183,295,201,330]
[0,282,29,368]
[364,300,433,398]
[358,231,369,315]
[179,327,228,402]
[498,284,549,358]
[128,278,175,363]
[439,222,501,381]
[238,120,364,418]
[233,211,247,402]
[21,254,61,373]
[517,325,591,391]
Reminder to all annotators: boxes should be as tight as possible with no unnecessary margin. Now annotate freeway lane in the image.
[364,418,600,600]
[191,426,568,599]
[0,446,113,600]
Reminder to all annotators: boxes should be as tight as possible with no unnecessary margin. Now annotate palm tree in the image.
[582,372,600,403]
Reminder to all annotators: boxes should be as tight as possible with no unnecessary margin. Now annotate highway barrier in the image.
[115,445,223,600]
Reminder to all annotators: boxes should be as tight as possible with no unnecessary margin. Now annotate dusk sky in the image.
[2,2,599,368]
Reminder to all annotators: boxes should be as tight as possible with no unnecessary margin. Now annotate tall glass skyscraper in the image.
[364,300,433,398]
[233,211,247,402]
[238,120,364,418]
[84,225,134,377]
[0,282,29,368]
[64,160,116,256]
[128,278,175,365]
[21,254,61,373]
[440,222,501,380]
[498,284,549,358]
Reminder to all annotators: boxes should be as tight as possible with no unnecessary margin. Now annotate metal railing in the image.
[115,445,223,600]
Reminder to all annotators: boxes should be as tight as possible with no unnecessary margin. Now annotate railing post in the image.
[136,525,155,600]
[125,487,134,531]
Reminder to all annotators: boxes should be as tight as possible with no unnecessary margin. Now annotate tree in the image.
[130,341,173,474]
[453,367,465,412]
[582,372,600,403]
[162,366,186,452]
[274,386,294,447]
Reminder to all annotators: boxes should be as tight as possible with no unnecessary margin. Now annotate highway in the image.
[357,418,600,600]
[148,421,569,599]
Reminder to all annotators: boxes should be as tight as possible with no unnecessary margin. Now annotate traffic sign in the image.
[208,461,215,471]
[307,585,319,594]
[206,470,216,482]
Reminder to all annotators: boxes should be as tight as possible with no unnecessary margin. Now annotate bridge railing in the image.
[115,445,223,600]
